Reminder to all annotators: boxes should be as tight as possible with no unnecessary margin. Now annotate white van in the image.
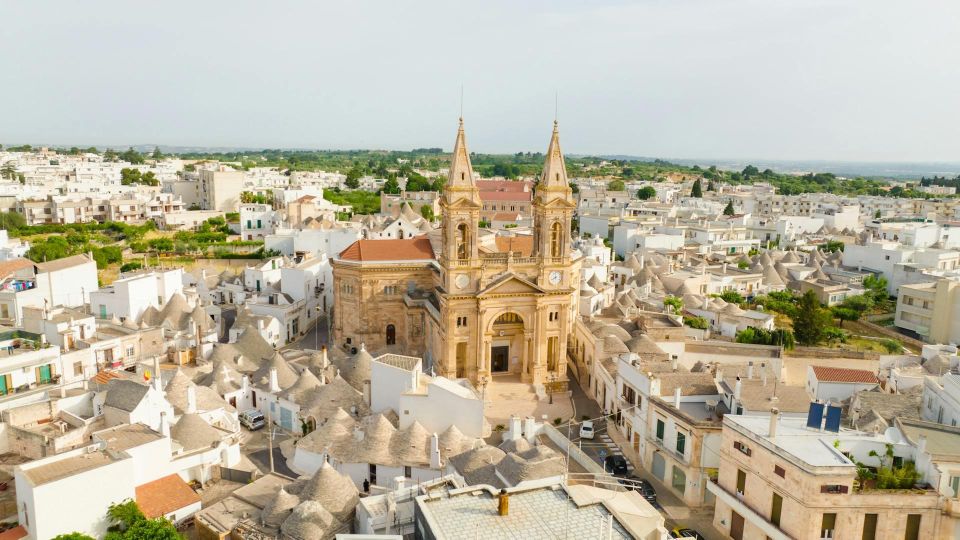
[239,409,265,431]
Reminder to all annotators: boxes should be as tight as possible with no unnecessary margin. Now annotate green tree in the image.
[0,211,26,231]
[683,316,709,330]
[717,290,745,304]
[823,240,844,253]
[52,534,96,540]
[344,167,362,189]
[122,518,181,540]
[569,182,579,193]
[636,186,657,200]
[152,146,164,160]
[107,499,146,533]
[793,290,831,345]
[707,180,716,191]
[690,179,703,198]
[0,162,16,181]
[120,148,144,164]
[831,307,860,328]
[420,204,435,222]
[862,274,891,311]
[608,179,625,191]
[663,295,683,315]
[742,165,760,177]
[723,200,735,216]
[120,168,142,186]
[382,177,400,194]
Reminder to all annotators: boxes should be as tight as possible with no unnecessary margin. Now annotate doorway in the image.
[730,512,744,540]
[491,346,509,372]
[386,324,396,345]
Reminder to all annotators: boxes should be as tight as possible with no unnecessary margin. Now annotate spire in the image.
[447,117,476,189]
[540,120,568,189]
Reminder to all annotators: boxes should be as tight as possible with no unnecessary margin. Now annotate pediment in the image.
[443,196,482,209]
[477,273,546,296]
[534,196,577,209]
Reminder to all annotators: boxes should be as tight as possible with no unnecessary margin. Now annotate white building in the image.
[806,365,879,403]
[89,268,184,322]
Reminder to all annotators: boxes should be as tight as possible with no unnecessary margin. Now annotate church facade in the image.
[332,119,580,388]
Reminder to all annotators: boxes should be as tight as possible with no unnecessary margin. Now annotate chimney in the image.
[257,319,265,331]
[723,263,728,274]
[160,411,170,437]
[714,368,724,384]
[747,362,754,380]
[430,432,441,468]
[917,434,927,454]
[761,363,768,386]
[320,346,329,368]
[241,374,250,395]
[186,386,197,414]
[639,254,645,269]
[768,407,780,438]
[507,414,522,441]
[269,368,280,392]
[524,416,537,443]
[353,427,364,441]
[498,489,509,516]
[153,356,163,393]
[734,376,742,400]
[671,356,679,371]
[674,387,682,408]
[362,380,371,407]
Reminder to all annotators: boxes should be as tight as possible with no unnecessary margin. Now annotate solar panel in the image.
[824,405,842,433]
[806,402,824,429]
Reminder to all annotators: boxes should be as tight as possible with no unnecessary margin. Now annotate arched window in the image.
[456,223,469,259]
[386,324,396,345]
[550,221,563,258]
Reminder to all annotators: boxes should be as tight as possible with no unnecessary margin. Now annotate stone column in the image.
[522,331,533,383]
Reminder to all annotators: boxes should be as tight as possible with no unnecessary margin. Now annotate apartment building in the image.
[239,203,278,240]
[199,168,245,212]
[922,373,960,427]
[896,277,960,343]
[709,414,941,540]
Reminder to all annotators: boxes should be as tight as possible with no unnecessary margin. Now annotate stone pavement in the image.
[482,374,573,428]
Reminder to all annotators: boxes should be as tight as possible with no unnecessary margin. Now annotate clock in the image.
[549,271,562,285]
[455,274,469,289]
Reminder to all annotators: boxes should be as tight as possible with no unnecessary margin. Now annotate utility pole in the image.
[267,402,275,474]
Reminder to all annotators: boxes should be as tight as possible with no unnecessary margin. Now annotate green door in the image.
[0,374,6,395]
[39,365,51,384]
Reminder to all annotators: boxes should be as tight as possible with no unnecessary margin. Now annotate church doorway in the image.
[386,324,396,345]
[491,346,510,373]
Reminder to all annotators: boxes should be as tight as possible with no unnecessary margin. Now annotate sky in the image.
[1,0,958,162]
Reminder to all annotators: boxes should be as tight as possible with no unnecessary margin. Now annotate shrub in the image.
[119,262,142,273]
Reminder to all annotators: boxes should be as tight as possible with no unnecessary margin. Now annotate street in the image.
[288,314,330,351]
[564,372,726,540]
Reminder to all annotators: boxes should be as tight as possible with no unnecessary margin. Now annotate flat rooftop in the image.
[20,450,122,486]
[94,423,164,452]
[417,484,648,539]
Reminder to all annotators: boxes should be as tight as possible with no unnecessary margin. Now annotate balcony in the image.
[646,433,689,464]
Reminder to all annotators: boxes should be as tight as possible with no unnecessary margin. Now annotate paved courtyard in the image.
[482,374,573,428]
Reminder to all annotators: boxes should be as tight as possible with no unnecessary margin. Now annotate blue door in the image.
[280,407,293,431]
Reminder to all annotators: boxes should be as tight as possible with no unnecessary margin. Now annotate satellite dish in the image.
[883,427,904,444]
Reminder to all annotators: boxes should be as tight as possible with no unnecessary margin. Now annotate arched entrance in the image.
[385,324,396,345]
[490,312,525,375]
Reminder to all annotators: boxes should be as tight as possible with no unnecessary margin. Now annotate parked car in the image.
[579,420,595,440]
[239,409,266,431]
[672,527,705,539]
[603,454,629,476]
[619,476,656,502]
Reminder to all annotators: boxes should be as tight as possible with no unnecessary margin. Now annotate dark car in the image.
[603,454,629,476]
[619,476,657,502]
[672,527,705,539]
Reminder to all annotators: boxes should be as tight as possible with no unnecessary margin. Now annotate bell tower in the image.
[533,121,576,288]
[440,118,483,292]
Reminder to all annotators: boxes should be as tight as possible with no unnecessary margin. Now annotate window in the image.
[550,221,563,257]
[862,514,877,540]
[820,484,848,494]
[73,361,83,376]
[734,441,752,456]
[736,469,746,495]
[257,219,262,228]
[774,465,785,478]
[771,493,783,527]
[904,514,920,540]
[821,513,836,539]
[126,345,135,357]
[456,316,468,328]
[950,476,960,498]
[404,466,412,478]
[655,419,665,441]
[676,432,686,455]
[671,465,686,493]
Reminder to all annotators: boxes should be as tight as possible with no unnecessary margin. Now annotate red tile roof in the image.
[492,213,523,221]
[476,180,531,192]
[338,236,435,262]
[0,526,27,540]
[811,366,878,384]
[494,236,534,256]
[135,474,201,519]
[0,259,33,278]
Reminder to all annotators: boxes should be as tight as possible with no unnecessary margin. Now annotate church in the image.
[332,119,580,389]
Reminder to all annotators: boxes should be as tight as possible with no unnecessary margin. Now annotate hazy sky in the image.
[2,1,958,162]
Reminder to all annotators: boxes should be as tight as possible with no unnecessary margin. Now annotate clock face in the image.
[549,271,562,285]
[455,274,469,289]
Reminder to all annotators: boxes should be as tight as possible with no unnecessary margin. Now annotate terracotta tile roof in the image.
[492,212,523,221]
[338,236,435,262]
[135,474,201,519]
[494,236,533,256]
[0,526,27,540]
[476,180,531,192]
[0,258,33,278]
[811,365,878,384]
[35,253,94,273]
[93,370,123,385]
